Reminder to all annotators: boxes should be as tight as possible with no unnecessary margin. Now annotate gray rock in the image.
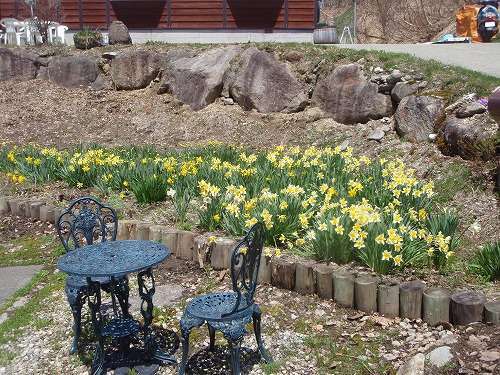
[395,95,445,142]
[90,74,112,91]
[227,47,308,113]
[111,51,161,90]
[312,63,393,124]
[368,128,385,141]
[284,50,303,62]
[0,313,7,324]
[426,346,454,368]
[397,353,425,375]
[0,48,39,81]
[46,56,98,88]
[391,82,419,103]
[479,350,500,362]
[102,51,118,60]
[387,69,403,85]
[158,46,241,110]
[374,66,384,74]
[441,113,497,160]
[222,97,234,105]
[456,102,487,118]
[108,21,132,45]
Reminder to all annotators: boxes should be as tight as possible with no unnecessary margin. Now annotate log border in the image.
[0,195,497,325]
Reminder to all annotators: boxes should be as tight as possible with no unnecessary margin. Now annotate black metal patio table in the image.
[57,240,176,374]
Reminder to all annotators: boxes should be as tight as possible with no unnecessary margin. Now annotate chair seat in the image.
[66,274,125,289]
[186,292,253,321]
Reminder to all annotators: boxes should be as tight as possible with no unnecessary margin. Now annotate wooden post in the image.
[19,200,31,218]
[484,300,500,325]
[161,228,178,257]
[271,256,296,291]
[354,274,379,313]
[423,287,451,326]
[451,290,486,325]
[117,220,139,240]
[258,255,272,284]
[7,199,21,216]
[295,260,316,295]
[177,230,195,260]
[314,263,334,300]
[333,271,355,308]
[53,207,63,225]
[211,238,236,270]
[378,281,400,318]
[136,223,150,240]
[0,197,9,215]
[29,201,45,220]
[148,225,164,242]
[400,280,425,320]
[39,205,55,223]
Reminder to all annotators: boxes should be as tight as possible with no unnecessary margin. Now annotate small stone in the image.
[374,67,384,74]
[222,97,234,106]
[0,313,7,324]
[383,353,397,361]
[368,128,385,141]
[397,353,425,375]
[418,81,428,89]
[455,102,487,118]
[479,350,500,362]
[102,51,118,60]
[428,133,437,142]
[426,346,454,368]
[387,70,403,85]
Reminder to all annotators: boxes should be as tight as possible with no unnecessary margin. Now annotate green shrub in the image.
[73,28,102,50]
[469,241,500,281]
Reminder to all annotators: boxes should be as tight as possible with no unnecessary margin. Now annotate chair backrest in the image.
[56,196,118,252]
[227,222,265,315]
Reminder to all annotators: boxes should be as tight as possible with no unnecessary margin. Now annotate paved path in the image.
[337,44,500,78]
[0,265,43,305]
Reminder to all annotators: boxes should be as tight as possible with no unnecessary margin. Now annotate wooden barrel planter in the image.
[313,27,339,44]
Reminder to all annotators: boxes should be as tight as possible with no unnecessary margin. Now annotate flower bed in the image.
[0,143,460,275]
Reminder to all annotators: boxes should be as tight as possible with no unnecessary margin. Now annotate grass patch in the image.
[0,271,65,365]
[304,329,393,375]
[0,235,64,267]
[433,162,474,204]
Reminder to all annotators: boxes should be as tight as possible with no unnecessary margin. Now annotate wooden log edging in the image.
[0,195,498,325]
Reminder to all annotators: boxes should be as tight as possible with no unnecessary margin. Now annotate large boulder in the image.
[391,82,419,103]
[111,51,162,90]
[158,46,241,110]
[312,64,393,124]
[108,21,132,45]
[395,95,445,142]
[0,48,39,81]
[46,56,98,88]
[441,113,497,160]
[226,47,308,113]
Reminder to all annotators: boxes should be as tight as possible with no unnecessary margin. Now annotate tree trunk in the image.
[451,290,486,325]
[177,230,195,260]
[258,255,272,284]
[423,287,450,326]
[400,280,425,320]
[354,274,379,313]
[378,280,400,317]
[161,228,178,257]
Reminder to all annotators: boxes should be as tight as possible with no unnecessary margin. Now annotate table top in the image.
[57,240,170,278]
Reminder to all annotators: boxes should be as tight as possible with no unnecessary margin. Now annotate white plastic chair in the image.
[48,22,68,44]
[0,18,25,45]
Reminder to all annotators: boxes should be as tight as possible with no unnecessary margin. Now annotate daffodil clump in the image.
[0,143,458,274]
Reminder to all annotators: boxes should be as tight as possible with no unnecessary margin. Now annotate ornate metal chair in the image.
[56,196,129,354]
[178,222,272,375]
